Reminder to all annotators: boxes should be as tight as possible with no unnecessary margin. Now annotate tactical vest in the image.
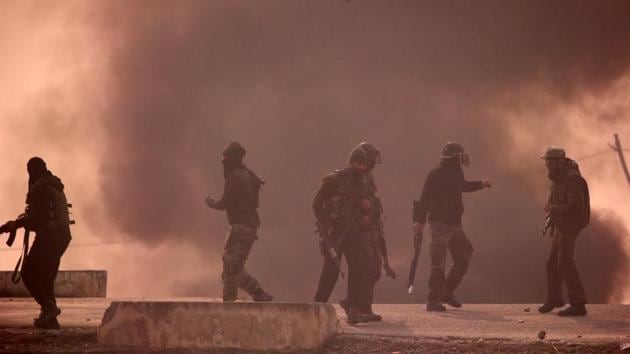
[26,183,72,231]
[48,186,71,229]
[324,169,380,228]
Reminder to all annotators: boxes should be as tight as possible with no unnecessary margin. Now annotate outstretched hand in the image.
[482,180,492,189]
[204,196,215,209]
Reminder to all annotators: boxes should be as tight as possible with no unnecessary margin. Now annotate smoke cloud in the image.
[1,0,629,303]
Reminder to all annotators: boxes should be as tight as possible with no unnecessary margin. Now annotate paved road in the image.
[342,303,630,343]
[1,299,629,343]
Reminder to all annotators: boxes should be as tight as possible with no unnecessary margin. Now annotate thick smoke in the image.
[2,1,630,302]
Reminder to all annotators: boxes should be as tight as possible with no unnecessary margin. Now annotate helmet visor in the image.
[460,153,470,167]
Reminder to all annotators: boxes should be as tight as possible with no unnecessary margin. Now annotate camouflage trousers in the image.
[222,224,262,301]
[428,222,473,302]
[546,228,587,305]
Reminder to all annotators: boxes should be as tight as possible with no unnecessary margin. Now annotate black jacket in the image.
[212,166,263,228]
[413,161,483,226]
[21,171,71,235]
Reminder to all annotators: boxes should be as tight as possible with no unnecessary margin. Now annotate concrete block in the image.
[97,301,338,351]
[0,270,107,298]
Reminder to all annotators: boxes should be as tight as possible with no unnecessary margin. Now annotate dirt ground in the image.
[2,299,629,353]
[0,329,625,354]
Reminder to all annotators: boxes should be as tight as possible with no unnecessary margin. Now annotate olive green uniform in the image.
[546,164,589,306]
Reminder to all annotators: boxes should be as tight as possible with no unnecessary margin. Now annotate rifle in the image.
[407,231,423,295]
[0,214,30,284]
[376,218,396,279]
[315,221,345,279]
[315,202,364,280]
[0,214,26,247]
[542,215,553,237]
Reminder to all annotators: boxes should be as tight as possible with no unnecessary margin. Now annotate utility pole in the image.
[609,134,630,187]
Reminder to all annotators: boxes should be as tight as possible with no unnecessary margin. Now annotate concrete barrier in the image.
[98,301,338,352]
[0,270,107,298]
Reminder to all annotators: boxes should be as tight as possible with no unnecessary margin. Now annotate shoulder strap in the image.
[11,228,30,284]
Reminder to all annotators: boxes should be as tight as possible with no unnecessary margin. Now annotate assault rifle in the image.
[0,214,26,247]
[376,219,396,279]
[315,221,345,279]
[314,205,364,280]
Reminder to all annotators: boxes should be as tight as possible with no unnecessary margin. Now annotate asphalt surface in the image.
[1,298,629,353]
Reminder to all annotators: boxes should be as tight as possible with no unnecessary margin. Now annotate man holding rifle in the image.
[313,142,394,324]
[539,147,589,316]
[412,142,491,312]
[1,157,72,329]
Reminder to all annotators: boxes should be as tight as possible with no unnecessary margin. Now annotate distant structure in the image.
[609,134,630,187]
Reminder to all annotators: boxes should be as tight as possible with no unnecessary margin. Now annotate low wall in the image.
[0,270,107,298]
[98,301,338,352]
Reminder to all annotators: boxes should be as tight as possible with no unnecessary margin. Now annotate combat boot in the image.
[34,299,58,321]
[426,301,446,312]
[538,301,565,314]
[558,304,587,317]
[346,306,371,325]
[364,312,382,322]
[251,289,273,302]
[36,303,61,323]
[361,304,382,322]
[34,317,60,330]
[441,294,462,308]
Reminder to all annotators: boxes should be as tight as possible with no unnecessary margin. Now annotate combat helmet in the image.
[440,142,470,166]
[349,142,382,167]
[223,142,246,161]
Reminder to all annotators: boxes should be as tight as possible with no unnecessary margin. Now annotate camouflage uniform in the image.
[426,222,473,302]
[208,143,271,302]
[221,223,262,301]
[313,168,383,311]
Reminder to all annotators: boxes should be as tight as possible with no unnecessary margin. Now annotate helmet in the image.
[349,142,382,166]
[223,142,246,161]
[440,142,470,166]
[540,147,566,160]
